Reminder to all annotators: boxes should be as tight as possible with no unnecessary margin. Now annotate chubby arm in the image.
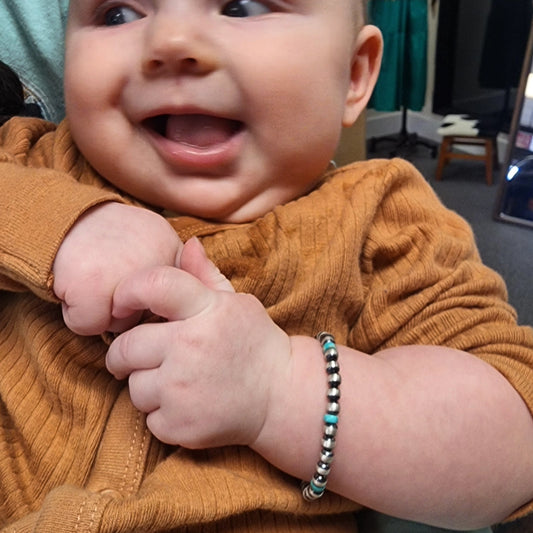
[0,161,123,297]
[53,202,184,334]
[0,118,124,298]
[105,239,533,531]
[257,337,533,530]
[0,118,184,332]
[0,162,183,334]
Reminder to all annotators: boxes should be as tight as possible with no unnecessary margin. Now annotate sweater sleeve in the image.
[0,118,124,300]
[350,159,533,520]
[353,158,512,346]
[352,158,533,408]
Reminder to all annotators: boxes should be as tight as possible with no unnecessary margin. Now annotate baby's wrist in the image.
[249,335,328,481]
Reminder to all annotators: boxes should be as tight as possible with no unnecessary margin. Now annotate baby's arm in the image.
[0,163,182,335]
[53,202,183,335]
[0,118,184,334]
[258,337,533,530]
[0,159,123,298]
[105,240,533,531]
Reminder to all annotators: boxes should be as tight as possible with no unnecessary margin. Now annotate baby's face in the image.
[65,0,373,222]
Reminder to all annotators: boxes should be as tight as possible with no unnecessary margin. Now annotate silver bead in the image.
[324,424,338,438]
[316,462,332,476]
[328,373,341,386]
[317,332,334,344]
[312,474,328,488]
[326,360,340,374]
[327,401,340,415]
[322,437,336,450]
[327,387,340,401]
[320,450,335,464]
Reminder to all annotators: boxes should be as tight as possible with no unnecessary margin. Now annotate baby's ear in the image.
[342,25,383,127]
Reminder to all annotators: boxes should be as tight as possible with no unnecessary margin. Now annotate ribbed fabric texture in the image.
[1,117,533,529]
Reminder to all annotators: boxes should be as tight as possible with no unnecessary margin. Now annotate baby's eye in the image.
[103,5,143,26]
[221,0,272,17]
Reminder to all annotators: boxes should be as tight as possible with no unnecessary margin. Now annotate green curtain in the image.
[369,0,428,112]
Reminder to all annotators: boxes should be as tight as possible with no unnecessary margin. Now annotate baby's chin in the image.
[158,191,285,224]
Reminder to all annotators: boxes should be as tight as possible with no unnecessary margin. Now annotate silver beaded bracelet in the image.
[301,332,341,501]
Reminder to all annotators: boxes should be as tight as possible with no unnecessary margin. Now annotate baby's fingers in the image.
[106,322,165,379]
[111,266,216,323]
[128,368,161,413]
[179,237,234,293]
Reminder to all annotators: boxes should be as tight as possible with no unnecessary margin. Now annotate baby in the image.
[1,1,533,531]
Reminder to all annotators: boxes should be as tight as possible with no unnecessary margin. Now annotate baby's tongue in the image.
[166,114,236,147]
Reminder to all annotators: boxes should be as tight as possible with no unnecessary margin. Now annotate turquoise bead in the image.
[324,414,338,425]
[310,480,326,494]
[323,340,336,352]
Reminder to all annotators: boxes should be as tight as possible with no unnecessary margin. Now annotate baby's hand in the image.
[105,238,292,448]
[53,202,183,335]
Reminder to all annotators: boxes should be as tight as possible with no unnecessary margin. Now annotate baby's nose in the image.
[141,12,219,76]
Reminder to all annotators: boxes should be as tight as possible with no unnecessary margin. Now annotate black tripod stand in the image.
[368,105,438,158]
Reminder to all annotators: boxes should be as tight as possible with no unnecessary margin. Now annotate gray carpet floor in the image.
[368,143,533,328]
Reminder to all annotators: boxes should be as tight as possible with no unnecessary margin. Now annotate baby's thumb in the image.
[179,237,234,293]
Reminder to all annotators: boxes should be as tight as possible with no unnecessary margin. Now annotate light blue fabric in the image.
[0,0,70,123]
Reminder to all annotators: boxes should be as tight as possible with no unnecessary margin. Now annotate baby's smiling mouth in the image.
[144,114,243,148]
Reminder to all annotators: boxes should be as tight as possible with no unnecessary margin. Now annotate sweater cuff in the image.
[0,166,124,300]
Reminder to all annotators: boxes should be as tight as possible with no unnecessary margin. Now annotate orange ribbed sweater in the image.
[1,118,533,530]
